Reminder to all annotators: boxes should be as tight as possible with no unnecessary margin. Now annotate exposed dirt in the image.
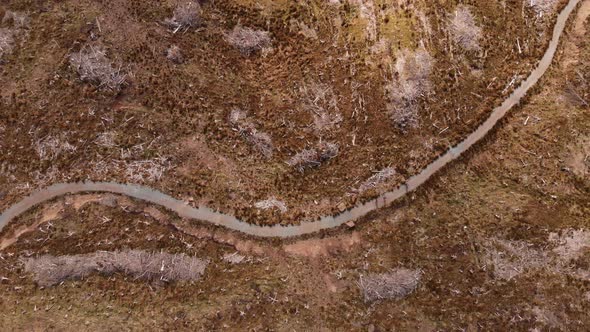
[0,201,63,250]
[0,0,571,226]
[283,232,361,258]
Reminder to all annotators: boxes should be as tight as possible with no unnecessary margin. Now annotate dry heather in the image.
[417,10,433,41]
[449,6,482,51]
[483,229,590,281]
[527,0,559,17]
[359,269,422,304]
[287,141,339,172]
[90,135,171,183]
[254,197,288,213]
[245,131,273,158]
[34,135,77,161]
[0,28,15,61]
[483,238,548,280]
[356,167,396,193]
[90,157,172,184]
[564,67,589,107]
[229,109,274,158]
[549,229,590,261]
[226,26,271,55]
[348,0,378,41]
[300,82,342,133]
[387,48,434,131]
[2,10,30,28]
[123,157,171,182]
[165,1,201,31]
[289,19,318,40]
[0,10,31,62]
[166,45,184,64]
[22,250,209,287]
[69,46,127,92]
[94,131,118,148]
[222,252,246,264]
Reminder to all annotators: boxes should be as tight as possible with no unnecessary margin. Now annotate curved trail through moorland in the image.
[0,0,582,239]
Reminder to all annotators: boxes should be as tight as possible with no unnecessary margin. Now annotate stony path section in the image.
[0,0,582,239]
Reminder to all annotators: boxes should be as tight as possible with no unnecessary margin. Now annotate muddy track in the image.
[0,0,582,239]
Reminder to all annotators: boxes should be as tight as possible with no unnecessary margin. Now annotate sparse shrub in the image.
[228,108,247,126]
[359,269,421,303]
[287,141,339,172]
[527,0,558,17]
[254,197,288,213]
[165,1,201,31]
[229,109,274,158]
[0,11,30,63]
[246,130,273,158]
[0,28,14,61]
[94,131,118,148]
[449,6,482,51]
[484,230,590,281]
[113,250,207,282]
[549,229,590,261]
[222,252,246,264]
[225,26,271,55]
[22,250,209,287]
[69,46,127,92]
[22,255,104,287]
[417,11,432,41]
[483,239,547,280]
[389,105,420,131]
[564,69,589,108]
[90,154,171,183]
[289,19,318,40]
[124,157,171,182]
[356,167,396,193]
[35,135,77,161]
[166,45,184,64]
[300,82,342,133]
[350,0,377,41]
[317,141,339,160]
[287,148,319,171]
[2,10,30,29]
[387,48,433,131]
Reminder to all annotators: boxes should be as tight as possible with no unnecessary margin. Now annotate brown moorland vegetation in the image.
[0,0,572,227]
[0,0,587,330]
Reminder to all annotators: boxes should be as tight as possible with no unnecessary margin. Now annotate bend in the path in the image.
[0,0,582,239]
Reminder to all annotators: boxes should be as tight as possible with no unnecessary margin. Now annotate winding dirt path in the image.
[0,0,583,239]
